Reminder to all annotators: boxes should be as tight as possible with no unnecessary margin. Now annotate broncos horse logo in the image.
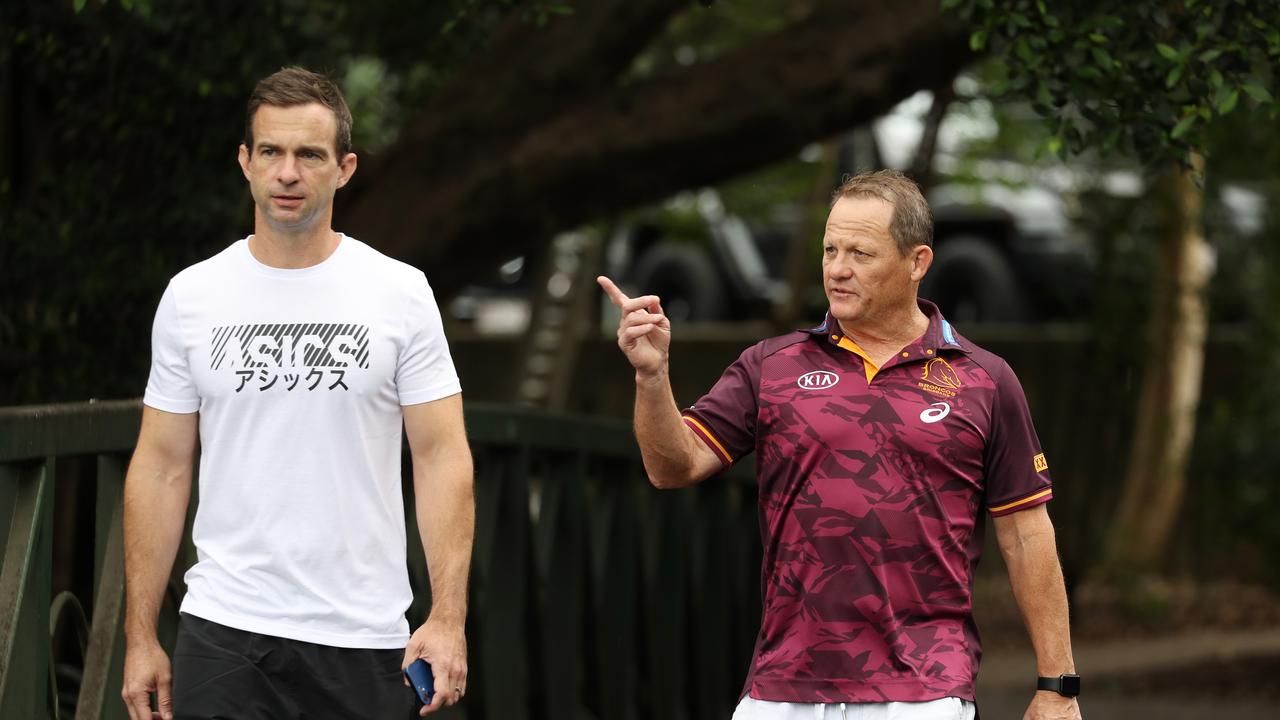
[921,358,962,390]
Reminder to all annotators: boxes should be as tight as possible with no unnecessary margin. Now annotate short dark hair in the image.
[831,170,933,254]
[244,67,352,159]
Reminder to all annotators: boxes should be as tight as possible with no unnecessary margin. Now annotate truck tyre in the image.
[632,243,728,322]
[920,236,1028,323]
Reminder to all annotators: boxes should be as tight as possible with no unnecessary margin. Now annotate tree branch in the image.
[338,0,974,298]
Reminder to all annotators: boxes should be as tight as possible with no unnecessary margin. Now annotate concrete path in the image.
[975,627,1280,718]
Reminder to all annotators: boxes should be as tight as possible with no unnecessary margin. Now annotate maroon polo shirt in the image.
[682,300,1051,704]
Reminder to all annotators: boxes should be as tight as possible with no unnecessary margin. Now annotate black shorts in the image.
[171,613,418,720]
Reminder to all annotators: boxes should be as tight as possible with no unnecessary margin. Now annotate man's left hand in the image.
[402,615,467,716]
[1023,691,1081,720]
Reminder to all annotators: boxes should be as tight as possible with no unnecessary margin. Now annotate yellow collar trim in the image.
[834,335,879,383]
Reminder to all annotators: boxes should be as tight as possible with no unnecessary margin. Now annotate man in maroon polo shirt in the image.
[598,170,1081,720]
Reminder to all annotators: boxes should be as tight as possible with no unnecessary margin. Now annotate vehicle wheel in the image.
[632,243,728,322]
[920,236,1028,323]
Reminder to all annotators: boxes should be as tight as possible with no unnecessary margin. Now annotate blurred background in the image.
[3,0,1280,718]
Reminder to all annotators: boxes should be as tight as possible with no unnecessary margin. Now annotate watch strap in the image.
[1037,674,1081,697]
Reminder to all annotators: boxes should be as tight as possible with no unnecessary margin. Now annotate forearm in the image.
[1001,519,1075,675]
[414,447,475,623]
[122,455,192,643]
[634,369,709,488]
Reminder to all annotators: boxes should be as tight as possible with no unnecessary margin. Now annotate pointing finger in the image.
[596,276,629,308]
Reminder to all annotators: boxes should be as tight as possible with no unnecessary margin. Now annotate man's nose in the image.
[828,257,854,278]
[277,154,301,184]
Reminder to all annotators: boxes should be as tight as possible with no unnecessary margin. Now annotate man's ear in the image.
[336,152,358,188]
[238,144,251,181]
[910,244,934,283]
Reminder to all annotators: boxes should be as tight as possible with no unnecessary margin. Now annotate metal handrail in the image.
[0,400,760,720]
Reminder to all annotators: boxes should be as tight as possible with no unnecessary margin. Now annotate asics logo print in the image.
[797,370,839,390]
[920,402,950,423]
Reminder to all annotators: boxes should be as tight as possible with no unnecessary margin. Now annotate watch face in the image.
[1060,674,1081,696]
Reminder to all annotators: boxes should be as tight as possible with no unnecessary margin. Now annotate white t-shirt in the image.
[144,235,461,649]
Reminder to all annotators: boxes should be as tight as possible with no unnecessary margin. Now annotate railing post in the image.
[586,459,641,720]
[0,459,54,720]
[642,468,692,720]
[689,480,734,718]
[471,446,531,719]
[77,454,128,720]
[529,451,588,719]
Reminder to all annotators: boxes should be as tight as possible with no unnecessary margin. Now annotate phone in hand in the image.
[404,658,435,705]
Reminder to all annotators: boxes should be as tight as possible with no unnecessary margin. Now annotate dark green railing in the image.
[0,401,761,720]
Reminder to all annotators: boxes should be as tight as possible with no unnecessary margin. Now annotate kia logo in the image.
[797,370,839,390]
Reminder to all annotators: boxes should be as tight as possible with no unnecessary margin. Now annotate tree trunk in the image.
[1103,153,1213,573]
[773,141,838,331]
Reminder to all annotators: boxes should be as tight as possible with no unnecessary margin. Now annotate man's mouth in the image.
[272,194,304,208]
[829,287,857,298]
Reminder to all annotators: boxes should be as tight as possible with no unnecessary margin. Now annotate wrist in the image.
[1036,672,1081,698]
[124,624,161,647]
[425,605,467,627]
[635,367,668,387]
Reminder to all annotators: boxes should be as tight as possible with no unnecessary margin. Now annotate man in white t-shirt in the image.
[120,67,474,720]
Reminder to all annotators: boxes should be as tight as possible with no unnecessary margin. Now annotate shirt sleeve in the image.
[397,272,462,406]
[681,343,762,467]
[984,359,1053,516]
[143,283,201,414]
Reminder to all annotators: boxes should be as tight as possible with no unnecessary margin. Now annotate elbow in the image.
[646,468,698,490]
[646,472,682,490]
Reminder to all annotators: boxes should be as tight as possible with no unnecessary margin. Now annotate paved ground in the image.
[976,627,1280,718]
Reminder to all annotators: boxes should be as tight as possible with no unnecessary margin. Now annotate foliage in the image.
[947,0,1280,166]
[0,0,536,404]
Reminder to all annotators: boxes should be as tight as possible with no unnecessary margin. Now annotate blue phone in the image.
[404,659,435,704]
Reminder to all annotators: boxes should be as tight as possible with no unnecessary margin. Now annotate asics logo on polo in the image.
[797,370,839,390]
[920,402,950,423]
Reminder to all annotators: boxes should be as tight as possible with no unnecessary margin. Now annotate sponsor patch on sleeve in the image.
[1033,453,1049,473]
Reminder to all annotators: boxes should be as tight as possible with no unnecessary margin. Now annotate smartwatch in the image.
[1036,673,1081,697]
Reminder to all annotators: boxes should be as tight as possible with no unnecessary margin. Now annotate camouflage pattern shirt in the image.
[682,300,1052,703]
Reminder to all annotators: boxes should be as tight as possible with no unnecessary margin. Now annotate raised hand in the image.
[597,276,671,378]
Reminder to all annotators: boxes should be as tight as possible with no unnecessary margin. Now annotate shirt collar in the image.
[802,299,969,354]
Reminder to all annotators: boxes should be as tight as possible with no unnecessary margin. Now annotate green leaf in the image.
[1015,38,1034,63]
[1089,32,1107,44]
[1242,84,1275,103]
[1217,88,1240,115]
[1156,43,1180,61]
[1198,48,1223,63]
[1166,65,1183,88]
[970,29,987,52]
[1210,69,1224,89]
[1171,114,1197,139]
[1091,47,1113,68]
[73,0,86,11]
[1046,136,1063,156]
